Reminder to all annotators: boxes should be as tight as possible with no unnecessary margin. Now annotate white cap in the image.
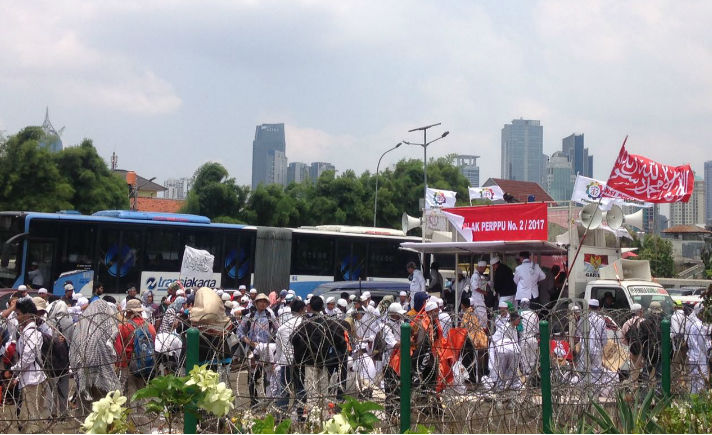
[369,300,375,307]
[72,292,81,301]
[362,291,371,299]
[38,288,48,294]
[64,283,74,292]
[498,301,509,309]
[18,285,27,291]
[399,291,407,297]
[216,289,224,296]
[221,293,231,301]
[477,260,487,267]
[630,303,642,312]
[337,298,348,308]
[250,288,257,294]
[490,256,500,265]
[435,297,444,308]
[176,289,186,296]
[588,299,600,307]
[388,302,406,315]
[285,293,295,301]
[238,285,247,291]
[288,289,296,295]
[360,294,369,302]
[241,295,250,303]
[224,301,234,309]
[77,297,89,307]
[570,304,581,312]
[424,300,438,312]
[326,297,336,304]
[349,294,356,301]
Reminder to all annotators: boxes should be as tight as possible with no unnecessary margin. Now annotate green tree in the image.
[54,139,128,214]
[0,127,74,211]
[636,234,674,277]
[182,162,249,221]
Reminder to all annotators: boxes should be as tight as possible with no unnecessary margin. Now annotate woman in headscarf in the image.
[70,299,121,408]
[141,291,159,323]
[158,297,186,335]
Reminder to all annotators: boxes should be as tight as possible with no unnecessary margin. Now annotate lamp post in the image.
[373,142,402,227]
[131,176,157,211]
[403,124,449,211]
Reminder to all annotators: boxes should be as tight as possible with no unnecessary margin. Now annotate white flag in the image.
[469,186,505,201]
[571,175,652,210]
[180,245,215,283]
[425,187,457,209]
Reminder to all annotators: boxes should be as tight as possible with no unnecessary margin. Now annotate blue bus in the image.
[0,210,422,298]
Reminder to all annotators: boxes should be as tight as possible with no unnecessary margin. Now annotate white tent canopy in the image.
[399,240,567,256]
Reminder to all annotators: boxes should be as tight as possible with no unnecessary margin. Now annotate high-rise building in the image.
[705,160,712,226]
[561,133,593,177]
[163,177,193,200]
[501,119,544,185]
[287,162,310,184]
[670,176,705,226]
[545,151,576,202]
[309,162,335,183]
[39,107,63,153]
[453,155,480,187]
[251,123,287,189]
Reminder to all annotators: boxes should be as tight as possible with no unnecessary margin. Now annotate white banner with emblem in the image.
[180,245,215,285]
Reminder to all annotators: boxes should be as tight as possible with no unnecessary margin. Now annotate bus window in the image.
[59,224,95,272]
[222,233,253,289]
[368,240,401,278]
[26,240,54,289]
[98,228,143,293]
[145,228,182,271]
[335,239,366,281]
[291,235,334,278]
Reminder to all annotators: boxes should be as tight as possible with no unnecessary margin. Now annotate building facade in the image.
[453,155,480,187]
[561,133,593,177]
[251,123,287,189]
[705,160,712,226]
[501,119,544,185]
[545,151,576,201]
[287,162,310,184]
[309,161,335,182]
[163,177,193,200]
[670,177,705,227]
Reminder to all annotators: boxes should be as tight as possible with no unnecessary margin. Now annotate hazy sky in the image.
[1,0,710,190]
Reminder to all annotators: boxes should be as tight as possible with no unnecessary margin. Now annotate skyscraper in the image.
[453,155,480,187]
[309,162,335,182]
[561,133,593,177]
[705,160,712,226]
[670,176,705,226]
[251,123,287,189]
[501,119,544,185]
[287,162,310,184]
[545,151,576,201]
[164,177,193,200]
[39,107,63,153]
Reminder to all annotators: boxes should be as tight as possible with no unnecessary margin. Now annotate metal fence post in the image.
[184,327,200,434]
[539,320,552,434]
[661,318,671,398]
[400,322,412,433]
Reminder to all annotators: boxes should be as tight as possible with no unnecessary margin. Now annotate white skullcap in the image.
[238,285,247,290]
[424,300,438,312]
[326,296,336,304]
[499,301,509,308]
[388,302,406,315]
[221,293,230,301]
[241,295,250,303]
[399,291,407,297]
[77,297,89,307]
[570,304,581,312]
[285,293,295,301]
[72,292,81,301]
[216,289,224,296]
[362,291,371,299]
[38,288,48,294]
[18,285,27,291]
[360,294,369,302]
[435,297,444,307]
[630,303,642,312]
[490,256,500,265]
[588,299,600,307]
[337,298,348,308]
[224,301,234,309]
[288,289,296,295]
[64,283,74,292]
[250,288,257,294]
[349,294,356,301]
[477,260,487,267]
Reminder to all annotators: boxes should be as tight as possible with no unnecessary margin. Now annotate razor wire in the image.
[0,296,709,433]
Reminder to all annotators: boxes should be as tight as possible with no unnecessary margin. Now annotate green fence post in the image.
[400,322,412,434]
[661,318,671,398]
[539,320,552,434]
[184,327,200,434]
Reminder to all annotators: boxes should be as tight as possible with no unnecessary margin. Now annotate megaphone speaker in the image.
[605,204,624,230]
[402,212,422,234]
[624,209,644,230]
[580,203,603,230]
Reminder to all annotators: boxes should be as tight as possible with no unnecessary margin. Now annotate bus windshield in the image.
[0,215,23,288]
[628,285,674,315]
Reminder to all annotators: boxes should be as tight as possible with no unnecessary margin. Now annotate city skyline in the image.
[0,2,710,191]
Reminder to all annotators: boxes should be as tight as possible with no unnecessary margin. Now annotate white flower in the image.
[82,390,128,434]
[321,414,353,434]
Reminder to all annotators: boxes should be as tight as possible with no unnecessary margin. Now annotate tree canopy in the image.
[182,162,249,222]
[635,234,674,278]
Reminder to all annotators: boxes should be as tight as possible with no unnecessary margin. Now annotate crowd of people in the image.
[0,251,710,427]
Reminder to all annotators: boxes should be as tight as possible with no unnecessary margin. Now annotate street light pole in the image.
[373,142,402,227]
[403,123,450,212]
[131,176,157,211]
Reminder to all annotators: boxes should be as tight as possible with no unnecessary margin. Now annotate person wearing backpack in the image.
[115,299,156,398]
[620,303,644,381]
[238,293,278,408]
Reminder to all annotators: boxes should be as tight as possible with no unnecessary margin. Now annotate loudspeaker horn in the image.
[605,204,624,230]
[580,203,602,230]
[402,212,422,234]
[624,209,644,230]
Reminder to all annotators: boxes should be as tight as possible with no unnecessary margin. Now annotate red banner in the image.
[605,137,694,203]
[443,203,548,242]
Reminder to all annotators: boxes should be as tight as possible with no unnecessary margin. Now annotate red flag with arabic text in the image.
[604,137,694,203]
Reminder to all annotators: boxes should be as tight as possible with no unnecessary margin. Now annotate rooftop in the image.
[112,169,166,192]
[483,178,554,203]
[135,197,184,213]
[662,225,712,234]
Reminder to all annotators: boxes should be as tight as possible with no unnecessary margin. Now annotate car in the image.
[311,281,410,305]
[666,287,704,306]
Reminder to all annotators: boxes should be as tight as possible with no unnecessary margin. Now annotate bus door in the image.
[25,238,56,290]
[97,227,143,293]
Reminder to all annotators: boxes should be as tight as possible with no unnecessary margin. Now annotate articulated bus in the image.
[0,210,422,298]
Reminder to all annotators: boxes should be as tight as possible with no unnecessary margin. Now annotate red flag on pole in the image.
[604,137,694,203]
